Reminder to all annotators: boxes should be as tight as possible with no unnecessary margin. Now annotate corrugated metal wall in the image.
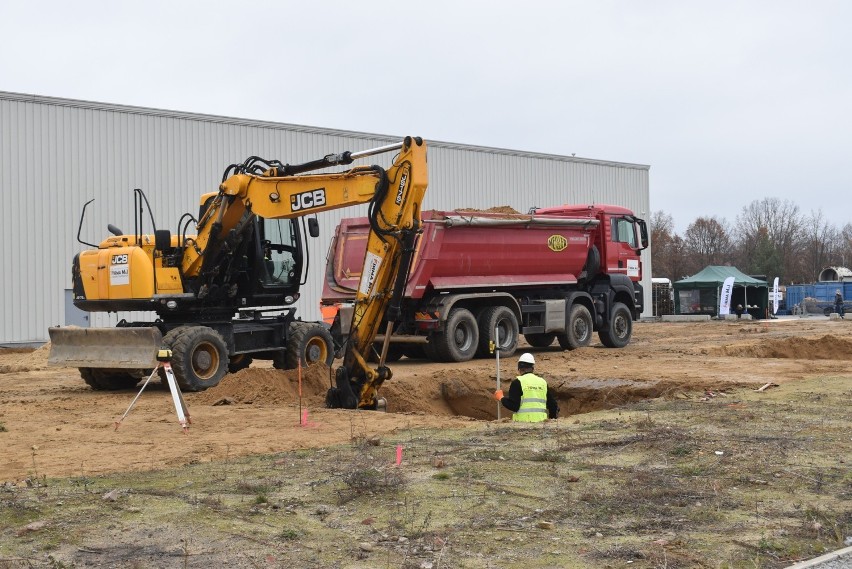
[0,91,650,345]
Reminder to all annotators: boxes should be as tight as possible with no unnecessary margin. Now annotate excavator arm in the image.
[192,136,428,409]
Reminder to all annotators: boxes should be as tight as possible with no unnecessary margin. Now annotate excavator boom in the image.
[207,137,428,408]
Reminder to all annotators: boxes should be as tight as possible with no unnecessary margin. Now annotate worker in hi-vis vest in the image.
[494,353,559,422]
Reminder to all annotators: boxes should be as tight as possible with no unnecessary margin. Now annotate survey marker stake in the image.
[114,349,191,434]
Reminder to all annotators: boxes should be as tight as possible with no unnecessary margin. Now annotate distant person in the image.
[494,353,559,422]
[734,304,744,319]
[835,289,845,319]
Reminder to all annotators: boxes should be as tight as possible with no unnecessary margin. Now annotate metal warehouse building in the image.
[0,91,651,346]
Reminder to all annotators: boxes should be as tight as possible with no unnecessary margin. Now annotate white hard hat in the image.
[518,352,535,365]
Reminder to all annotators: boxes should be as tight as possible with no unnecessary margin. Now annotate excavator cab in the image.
[258,219,301,287]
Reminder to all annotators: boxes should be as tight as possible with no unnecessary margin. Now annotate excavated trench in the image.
[191,364,726,421]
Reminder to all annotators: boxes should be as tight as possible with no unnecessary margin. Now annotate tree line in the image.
[650,197,852,284]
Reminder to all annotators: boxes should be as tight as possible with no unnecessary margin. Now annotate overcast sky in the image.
[2,1,850,233]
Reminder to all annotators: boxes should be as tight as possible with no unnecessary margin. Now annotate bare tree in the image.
[649,211,688,281]
[797,210,839,282]
[734,198,804,280]
[684,216,733,273]
[839,223,852,268]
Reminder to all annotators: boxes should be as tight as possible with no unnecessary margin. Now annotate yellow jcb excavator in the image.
[48,136,428,409]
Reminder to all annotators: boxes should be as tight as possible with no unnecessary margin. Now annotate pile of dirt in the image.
[0,344,50,373]
[191,364,335,406]
[712,334,852,359]
[453,205,521,214]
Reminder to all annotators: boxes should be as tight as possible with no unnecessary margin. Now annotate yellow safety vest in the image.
[513,373,548,423]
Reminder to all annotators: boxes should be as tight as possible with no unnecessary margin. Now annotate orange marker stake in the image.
[297,360,303,424]
[395,445,403,466]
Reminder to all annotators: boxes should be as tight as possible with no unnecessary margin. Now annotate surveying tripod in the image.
[114,349,191,433]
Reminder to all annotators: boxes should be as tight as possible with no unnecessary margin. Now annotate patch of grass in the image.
[198,494,222,508]
[233,479,274,495]
[525,449,566,463]
[278,527,300,541]
[334,454,406,503]
[677,463,712,477]
[387,498,433,538]
[669,445,693,457]
[0,421,7,432]
[450,466,484,480]
[799,504,851,544]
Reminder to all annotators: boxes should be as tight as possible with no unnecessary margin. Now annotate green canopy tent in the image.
[674,266,769,319]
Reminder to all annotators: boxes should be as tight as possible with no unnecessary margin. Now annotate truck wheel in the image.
[477,306,519,358]
[433,307,479,362]
[169,326,229,391]
[598,302,632,348]
[823,306,832,317]
[79,368,140,390]
[524,333,555,348]
[558,304,593,350]
[278,322,335,369]
[227,354,253,373]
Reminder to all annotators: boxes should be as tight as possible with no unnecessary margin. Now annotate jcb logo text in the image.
[291,189,327,212]
[111,254,129,265]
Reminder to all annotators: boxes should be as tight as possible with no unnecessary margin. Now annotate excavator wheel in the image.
[168,326,229,391]
[79,368,141,391]
[158,327,186,385]
[275,322,334,370]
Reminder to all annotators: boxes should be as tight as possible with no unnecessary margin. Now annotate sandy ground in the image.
[2,317,851,482]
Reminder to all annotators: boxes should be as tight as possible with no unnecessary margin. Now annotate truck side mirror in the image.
[637,219,649,251]
[155,229,172,251]
[308,218,320,238]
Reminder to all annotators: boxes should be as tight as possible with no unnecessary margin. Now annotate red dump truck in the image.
[322,205,648,362]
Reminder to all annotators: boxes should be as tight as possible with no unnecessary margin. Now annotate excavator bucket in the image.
[48,326,163,369]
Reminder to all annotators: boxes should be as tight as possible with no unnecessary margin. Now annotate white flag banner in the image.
[772,277,780,315]
[719,276,735,316]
